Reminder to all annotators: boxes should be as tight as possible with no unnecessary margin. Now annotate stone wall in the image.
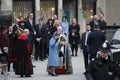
[105,0,120,25]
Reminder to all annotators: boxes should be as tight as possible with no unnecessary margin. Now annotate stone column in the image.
[97,0,106,19]
[78,0,86,34]
[0,0,12,15]
[35,0,40,24]
[58,0,64,22]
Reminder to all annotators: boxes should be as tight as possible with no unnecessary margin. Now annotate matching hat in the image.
[99,40,111,53]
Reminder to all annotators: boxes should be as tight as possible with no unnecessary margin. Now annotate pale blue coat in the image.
[48,37,59,67]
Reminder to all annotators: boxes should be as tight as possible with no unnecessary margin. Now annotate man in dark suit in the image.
[24,13,36,68]
[81,24,91,70]
[87,25,106,61]
[24,13,35,54]
[34,18,46,61]
[25,13,35,33]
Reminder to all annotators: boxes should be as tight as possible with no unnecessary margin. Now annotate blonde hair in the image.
[15,28,24,36]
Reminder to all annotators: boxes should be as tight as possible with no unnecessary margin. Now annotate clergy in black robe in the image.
[15,33,33,77]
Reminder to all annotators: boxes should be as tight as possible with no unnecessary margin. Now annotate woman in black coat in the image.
[69,18,80,56]
[45,18,53,57]
[7,26,17,72]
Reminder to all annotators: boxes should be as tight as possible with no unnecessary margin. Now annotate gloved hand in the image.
[55,38,59,43]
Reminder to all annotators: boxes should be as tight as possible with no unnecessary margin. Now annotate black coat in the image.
[69,24,80,45]
[50,26,57,36]
[99,20,107,31]
[15,35,33,75]
[35,24,46,43]
[24,19,35,33]
[87,30,105,54]
[24,19,35,43]
[89,20,101,31]
[85,56,120,80]
[7,32,17,59]
[44,24,52,47]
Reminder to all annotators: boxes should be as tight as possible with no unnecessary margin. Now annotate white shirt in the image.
[85,31,91,46]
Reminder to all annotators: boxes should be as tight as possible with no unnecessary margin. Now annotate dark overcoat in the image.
[87,30,105,55]
[15,35,33,75]
[85,56,120,80]
[69,24,80,45]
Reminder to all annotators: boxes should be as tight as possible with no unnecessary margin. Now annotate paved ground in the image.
[0,48,86,80]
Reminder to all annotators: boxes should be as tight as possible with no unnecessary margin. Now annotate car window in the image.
[111,39,120,44]
[112,29,120,41]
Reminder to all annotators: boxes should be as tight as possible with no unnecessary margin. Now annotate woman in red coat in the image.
[0,26,10,75]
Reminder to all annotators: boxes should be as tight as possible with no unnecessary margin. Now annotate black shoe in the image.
[20,75,23,77]
[51,73,57,76]
[48,72,51,75]
[1,72,4,75]
[40,59,44,61]
[32,65,36,68]
[71,54,74,56]
[8,69,10,72]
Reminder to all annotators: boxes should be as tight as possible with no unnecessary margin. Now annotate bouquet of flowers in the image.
[58,36,66,51]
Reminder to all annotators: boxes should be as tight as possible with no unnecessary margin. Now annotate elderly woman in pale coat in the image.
[48,31,60,76]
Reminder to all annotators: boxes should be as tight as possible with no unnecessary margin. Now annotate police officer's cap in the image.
[99,40,111,53]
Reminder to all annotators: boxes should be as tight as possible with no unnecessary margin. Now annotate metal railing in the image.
[104,25,120,42]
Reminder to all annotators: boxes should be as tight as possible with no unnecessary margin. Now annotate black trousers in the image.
[35,41,39,60]
[70,44,78,56]
[8,61,16,71]
[39,42,46,60]
[83,46,89,70]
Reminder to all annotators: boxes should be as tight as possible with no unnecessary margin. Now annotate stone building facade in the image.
[0,0,120,33]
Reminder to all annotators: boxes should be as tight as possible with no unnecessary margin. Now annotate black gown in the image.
[15,35,33,76]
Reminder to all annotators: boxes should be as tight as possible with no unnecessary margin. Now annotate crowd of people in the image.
[0,12,120,79]
[0,12,79,77]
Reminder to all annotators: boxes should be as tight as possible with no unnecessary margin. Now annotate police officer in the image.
[84,41,120,80]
